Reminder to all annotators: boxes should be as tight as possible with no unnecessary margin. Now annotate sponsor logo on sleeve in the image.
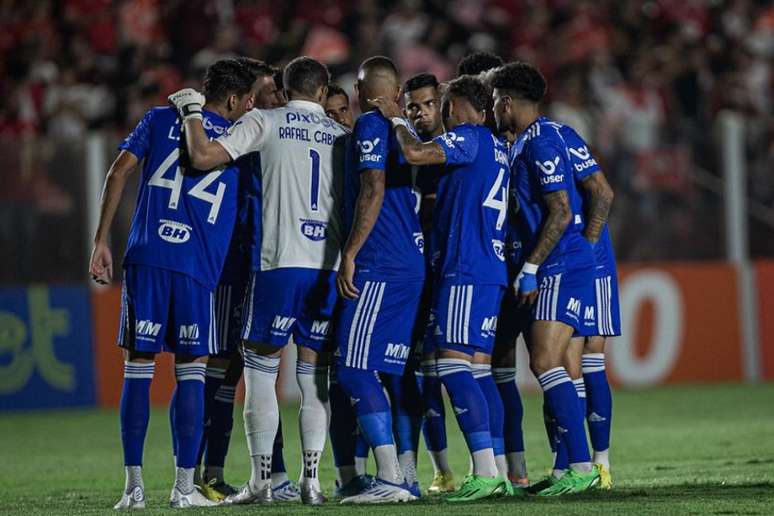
[356,138,382,163]
[569,146,598,172]
[536,156,564,185]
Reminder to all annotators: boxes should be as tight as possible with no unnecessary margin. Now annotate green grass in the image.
[2,384,774,514]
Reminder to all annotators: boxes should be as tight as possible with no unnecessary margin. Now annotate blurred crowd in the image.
[1,0,772,282]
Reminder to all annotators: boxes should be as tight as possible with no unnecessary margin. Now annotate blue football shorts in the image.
[118,264,217,357]
[335,275,424,375]
[432,283,505,356]
[241,267,337,352]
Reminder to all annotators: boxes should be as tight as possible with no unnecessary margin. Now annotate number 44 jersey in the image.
[120,106,238,291]
[431,124,510,286]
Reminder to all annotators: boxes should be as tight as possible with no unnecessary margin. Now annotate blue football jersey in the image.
[560,125,617,274]
[431,124,509,285]
[510,116,593,272]
[219,152,262,283]
[120,107,239,291]
[345,111,424,281]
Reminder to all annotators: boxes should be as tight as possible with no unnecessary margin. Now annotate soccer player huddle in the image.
[89,51,620,509]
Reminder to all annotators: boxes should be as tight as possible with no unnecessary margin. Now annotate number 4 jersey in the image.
[431,123,510,286]
[120,106,238,291]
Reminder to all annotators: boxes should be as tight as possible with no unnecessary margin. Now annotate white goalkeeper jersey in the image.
[216,100,348,272]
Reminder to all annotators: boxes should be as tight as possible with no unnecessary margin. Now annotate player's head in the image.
[324,84,353,129]
[490,61,547,134]
[457,51,504,77]
[356,56,400,114]
[403,73,442,139]
[273,69,288,106]
[202,58,261,121]
[283,56,330,105]
[440,75,489,130]
[236,57,283,109]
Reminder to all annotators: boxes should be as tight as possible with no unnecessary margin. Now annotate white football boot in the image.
[114,486,145,510]
[169,486,219,508]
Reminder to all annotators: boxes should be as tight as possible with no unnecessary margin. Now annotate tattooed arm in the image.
[394,125,447,166]
[526,190,572,266]
[337,169,386,299]
[579,171,614,243]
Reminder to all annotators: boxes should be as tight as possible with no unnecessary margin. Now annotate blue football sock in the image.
[381,370,423,455]
[173,363,206,468]
[120,361,155,466]
[473,364,505,458]
[538,367,590,467]
[573,378,587,423]
[437,358,492,453]
[336,365,394,448]
[329,370,358,468]
[204,381,236,469]
[416,360,448,452]
[583,353,612,453]
[493,367,525,454]
[198,366,225,466]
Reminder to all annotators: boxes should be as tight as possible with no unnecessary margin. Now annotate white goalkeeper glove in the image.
[168,88,205,121]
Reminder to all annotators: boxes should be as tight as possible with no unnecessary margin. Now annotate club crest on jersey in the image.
[300,219,327,241]
[492,239,505,261]
[158,219,191,243]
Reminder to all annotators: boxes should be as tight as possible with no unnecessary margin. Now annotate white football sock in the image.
[242,349,280,490]
[174,467,195,494]
[471,448,498,478]
[495,454,508,478]
[373,444,402,484]
[506,452,527,479]
[398,450,417,485]
[354,456,368,476]
[124,465,143,494]
[428,449,451,475]
[296,361,329,486]
[593,449,610,469]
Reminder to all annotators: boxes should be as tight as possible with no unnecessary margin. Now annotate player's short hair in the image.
[273,69,284,90]
[404,73,439,94]
[283,56,330,98]
[444,75,490,112]
[490,61,547,103]
[358,56,399,80]
[457,52,504,77]
[236,57,277,80]
[202,58,260,103]
[326,84,349,102]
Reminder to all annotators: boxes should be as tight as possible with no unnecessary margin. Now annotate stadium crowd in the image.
[0,0,772,283]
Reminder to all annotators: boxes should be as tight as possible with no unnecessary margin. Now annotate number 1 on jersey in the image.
[309,148,320,211]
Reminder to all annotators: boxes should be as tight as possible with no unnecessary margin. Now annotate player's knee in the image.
[242,339,283,357]
[584,336,606,354]
[125,350,155,363]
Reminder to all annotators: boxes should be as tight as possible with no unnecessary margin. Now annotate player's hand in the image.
[89,240,113,285]
[514,262,539,307]
[368,96,403,120]
[168,88,205,121]
[336,254,360,300]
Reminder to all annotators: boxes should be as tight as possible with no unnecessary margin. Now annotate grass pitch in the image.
[2,384,774,515]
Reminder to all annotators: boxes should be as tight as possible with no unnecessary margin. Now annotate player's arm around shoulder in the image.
[369,95,446,166]
[168,88,231,170]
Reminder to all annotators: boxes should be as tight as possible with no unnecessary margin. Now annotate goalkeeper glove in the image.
[168,88,205,121]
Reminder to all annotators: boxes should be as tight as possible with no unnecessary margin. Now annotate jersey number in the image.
[148,148,226,224]
[309,149,320,211]
[483,167,508,230]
